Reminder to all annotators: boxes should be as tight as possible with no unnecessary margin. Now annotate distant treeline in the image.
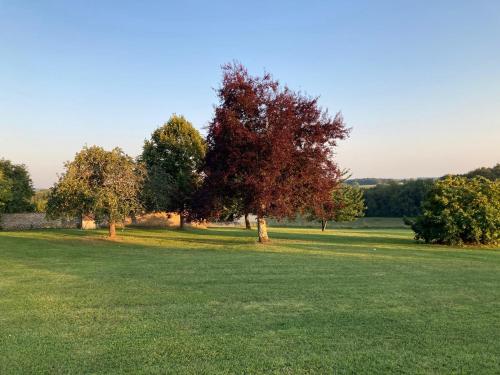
[461,164,500,180]
[349,164,499,217]
[362,179,433,217]
[346,178,418,186]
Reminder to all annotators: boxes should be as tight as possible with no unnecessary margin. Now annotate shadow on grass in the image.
[1,227,497,266]
[204,227,415,247]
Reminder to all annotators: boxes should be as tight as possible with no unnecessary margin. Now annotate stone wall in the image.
[0,213,78,230]
[0,212,254,231]
[208,214,257,228]
[125,212,181,228]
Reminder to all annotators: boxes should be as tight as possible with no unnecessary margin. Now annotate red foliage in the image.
[195,63,349,221]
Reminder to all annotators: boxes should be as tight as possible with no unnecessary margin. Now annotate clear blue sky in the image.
[1,0,499,188]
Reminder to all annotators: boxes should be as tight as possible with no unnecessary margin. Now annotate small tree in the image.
[141,115,206,229]
[47,146,144,238]
[0,159,35,213]
[196,63,349,242]
[409,176,499,245]
[310,183,365,231]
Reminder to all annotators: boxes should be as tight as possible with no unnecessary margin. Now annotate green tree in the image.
[47,146,144,238]
[310,183,365,231]
[409,176,499,245]
[0,159,35,213]
[31,189,50,212]
[0,169,13,214]
[141,115,206,229]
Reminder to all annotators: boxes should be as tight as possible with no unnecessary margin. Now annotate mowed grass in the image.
[267,216,408,229]
[0,227,499,374]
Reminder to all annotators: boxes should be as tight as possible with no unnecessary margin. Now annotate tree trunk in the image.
[179,213,185,229]
[257,217,269,242]
[109,220,116,238]
[321,220,327,232]
[244,213,251,230]
[131,212,138,225]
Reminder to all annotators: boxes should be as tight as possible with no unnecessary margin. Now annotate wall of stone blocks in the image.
[0,213,78,230]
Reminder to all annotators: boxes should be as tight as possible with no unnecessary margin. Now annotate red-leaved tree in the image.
[195,63,349,242]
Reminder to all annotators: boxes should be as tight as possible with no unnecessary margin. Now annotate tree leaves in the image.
[47,146,144,228]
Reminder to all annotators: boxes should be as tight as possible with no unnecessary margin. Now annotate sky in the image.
[1,0,499,188]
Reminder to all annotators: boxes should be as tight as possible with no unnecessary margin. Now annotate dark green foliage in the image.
[461,163,500,181]
[141,115,206,218]
[0,170,13,214]
[0,159,35,213]
[346,178,405,186]
[331,184,366,222]
[359,164,498,218]
[363,179,433,217]
[409,176,500,245]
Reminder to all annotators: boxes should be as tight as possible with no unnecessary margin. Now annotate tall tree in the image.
[196,63,349,242]
[47,146,144,238]
[141,115,206,229]
[0,159,35,213]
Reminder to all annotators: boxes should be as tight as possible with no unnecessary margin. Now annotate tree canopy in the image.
[0,159,34,213]
[47,146,144,238]
[196,63,349,241]
[461,163,500,181]
[0,169,13,214]
[140,115,206,228]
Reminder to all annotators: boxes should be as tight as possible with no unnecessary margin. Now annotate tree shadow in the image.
[203,227,414,247]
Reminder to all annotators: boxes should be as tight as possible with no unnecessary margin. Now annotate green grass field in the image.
[1,227,499,374]
[267,216,408,229]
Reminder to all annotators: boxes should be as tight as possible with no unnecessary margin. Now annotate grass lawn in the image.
[0,227,499,374]
[267,216,408,229]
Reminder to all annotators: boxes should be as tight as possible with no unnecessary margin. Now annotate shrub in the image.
[409,176,499,245]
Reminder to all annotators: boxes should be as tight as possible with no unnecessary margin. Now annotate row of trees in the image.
[359,164,499,218]
[47,63,355,241]
[462,164,500,180]
[363,179,433,217]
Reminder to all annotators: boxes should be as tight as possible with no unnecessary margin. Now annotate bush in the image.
[409,176,499,245]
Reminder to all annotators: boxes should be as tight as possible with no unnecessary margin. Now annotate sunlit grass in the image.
[0,227,499,373]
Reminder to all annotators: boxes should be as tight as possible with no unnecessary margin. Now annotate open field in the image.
[0,227,499,374]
